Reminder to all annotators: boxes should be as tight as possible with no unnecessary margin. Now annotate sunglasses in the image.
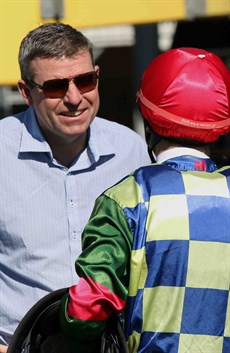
[30,71,99,98]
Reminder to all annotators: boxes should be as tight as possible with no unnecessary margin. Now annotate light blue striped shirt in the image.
[0,107,150,344]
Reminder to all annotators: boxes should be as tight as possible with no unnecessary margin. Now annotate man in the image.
[0,22,150,350]
[60,48,230,353]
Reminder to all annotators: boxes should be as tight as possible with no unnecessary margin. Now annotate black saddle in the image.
[8,288,70,353]
[7,287,129,353]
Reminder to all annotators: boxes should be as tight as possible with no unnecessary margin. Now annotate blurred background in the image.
[0,0,230,154]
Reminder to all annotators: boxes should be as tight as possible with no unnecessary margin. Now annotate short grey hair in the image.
[18,22,94,83]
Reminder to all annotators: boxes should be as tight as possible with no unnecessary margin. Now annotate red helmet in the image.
[137,47,230,143]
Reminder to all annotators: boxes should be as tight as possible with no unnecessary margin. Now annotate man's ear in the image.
[17,80,33,106]
[95,65,99,74]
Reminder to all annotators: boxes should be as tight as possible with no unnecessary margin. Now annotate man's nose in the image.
[63,80,82,104]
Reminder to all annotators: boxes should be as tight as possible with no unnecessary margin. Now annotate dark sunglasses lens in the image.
[75,72,98,93]
[43,79,69,98]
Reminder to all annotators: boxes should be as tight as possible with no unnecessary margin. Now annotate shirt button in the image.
[72,231,77,238]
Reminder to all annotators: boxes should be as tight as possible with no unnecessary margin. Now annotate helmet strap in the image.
[144,120,161,162]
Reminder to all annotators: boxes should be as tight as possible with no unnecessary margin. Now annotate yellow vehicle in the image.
[0,0,229,85]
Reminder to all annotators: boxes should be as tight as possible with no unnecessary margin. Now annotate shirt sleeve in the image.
[59,194,133,353]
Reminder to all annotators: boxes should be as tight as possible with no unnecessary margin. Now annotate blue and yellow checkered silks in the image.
[61,159,230,353]
[104,163,230,353]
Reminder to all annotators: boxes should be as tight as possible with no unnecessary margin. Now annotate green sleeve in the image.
[77,194,133,294]
[59,195,133,353]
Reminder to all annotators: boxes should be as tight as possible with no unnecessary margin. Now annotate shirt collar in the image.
[156,147,210,163]
[87,117,116,162]
[19,108,114,165]
[19,107,51,154]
